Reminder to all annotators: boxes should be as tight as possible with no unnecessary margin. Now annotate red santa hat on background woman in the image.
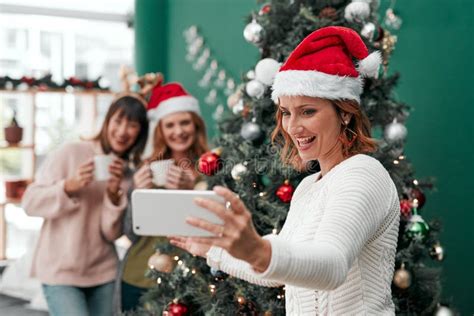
[143,82,202,157]
[147,82,201,123]
[271,26,381,104]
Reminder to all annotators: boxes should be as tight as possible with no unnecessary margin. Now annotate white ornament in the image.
[227,91,241,108]
[231,163,248,180]
[212,104,224,121]
[255,58,281,86]
[344,1,370,23]
[204,89,217,105]
[384,119,407,142]
[384,8,403,30]
[224,78,236,96]
[213,70,226,88]
[245,80,265,98]
[232,99,244,115]
[246,70,256,80]
[243,20,263,44]
[361,22,376,40]
[435,306,454,316]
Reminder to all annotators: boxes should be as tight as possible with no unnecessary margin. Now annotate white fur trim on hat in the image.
[148,95,201,122]
[271,70,363,103]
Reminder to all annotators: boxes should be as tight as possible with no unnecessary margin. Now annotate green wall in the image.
[135,0,258,139]
[387,1,474,314]
[134,0,168,76]
[135,0,474,314]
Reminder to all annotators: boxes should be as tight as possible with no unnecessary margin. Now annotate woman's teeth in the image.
[297,136,316,146]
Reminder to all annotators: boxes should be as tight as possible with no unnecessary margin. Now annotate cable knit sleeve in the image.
[206,243,283,288]
[204,175,321,288]
[22,143,81,219]
[255,164,393,290]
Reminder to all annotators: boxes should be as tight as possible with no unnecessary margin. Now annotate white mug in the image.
[94,155,114,181]
[149,159,175,186]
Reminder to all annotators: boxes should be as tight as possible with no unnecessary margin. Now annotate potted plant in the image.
[4,109,23,145]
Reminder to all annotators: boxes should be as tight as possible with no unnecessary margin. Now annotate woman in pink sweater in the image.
[22,94,149,316]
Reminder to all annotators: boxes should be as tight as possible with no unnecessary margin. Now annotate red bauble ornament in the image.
[399,199,412,218]
[198,149,223,176]
[84,81,94,89]
[276,180,294,203]
[20,76,35,86]
[259,4,271,15]
[68,76,82,85]
[168,301,189,316]
[410,188,426,209]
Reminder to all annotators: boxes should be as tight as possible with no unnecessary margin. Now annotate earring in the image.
[338,124,358,147]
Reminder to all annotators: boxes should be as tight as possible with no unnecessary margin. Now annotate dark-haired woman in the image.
[22,94,149,316]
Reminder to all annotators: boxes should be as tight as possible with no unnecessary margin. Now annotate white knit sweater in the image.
[207,154,400,315]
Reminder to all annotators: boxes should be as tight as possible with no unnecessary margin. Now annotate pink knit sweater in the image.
[22,141,129,286]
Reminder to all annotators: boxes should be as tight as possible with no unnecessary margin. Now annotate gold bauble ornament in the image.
[237,296,246,305]
[148,252,175,273]
[393,263,411,289]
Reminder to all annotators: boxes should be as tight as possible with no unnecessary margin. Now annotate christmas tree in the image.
[134,1,449,315]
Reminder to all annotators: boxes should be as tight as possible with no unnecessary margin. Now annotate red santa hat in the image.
[147,82,201,122]
[271,26,381,104]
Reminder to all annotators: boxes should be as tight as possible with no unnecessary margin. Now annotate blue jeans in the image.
[121,281,148,312]
[42,281,114,316]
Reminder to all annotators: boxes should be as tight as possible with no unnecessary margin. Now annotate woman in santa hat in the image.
[117,82,209,313]
[171,26,400,315]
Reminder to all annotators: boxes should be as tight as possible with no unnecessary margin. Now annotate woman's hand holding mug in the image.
[64,159,94,196]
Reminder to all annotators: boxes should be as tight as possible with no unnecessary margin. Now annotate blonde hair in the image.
[149,112,209,162]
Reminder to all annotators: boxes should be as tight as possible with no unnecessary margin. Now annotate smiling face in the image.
[159,111,197,155]
[279,95,347,163]
[106,109,142,155]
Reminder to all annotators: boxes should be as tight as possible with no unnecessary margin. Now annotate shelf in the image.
[0,88,114,95]
[0,142,34,150]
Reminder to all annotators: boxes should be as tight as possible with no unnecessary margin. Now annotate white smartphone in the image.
[131,189,225,237]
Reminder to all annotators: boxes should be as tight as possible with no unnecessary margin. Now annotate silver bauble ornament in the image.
[232,99,244,115]
[231,163,248,180]
[361,22,376,41]
[245,79,265,98]
[255,58,280,86]
[344,1,370,23]
[240,121,262,141]
[384,119,407,142]
[243,20,263,44]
